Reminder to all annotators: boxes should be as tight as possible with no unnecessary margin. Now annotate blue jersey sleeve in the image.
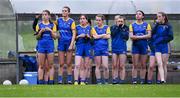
[154,24,174,44]
[120,25,129,41]
[110,25,118,37]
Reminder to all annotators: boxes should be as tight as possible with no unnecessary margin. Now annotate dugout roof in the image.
[10,0,180,14]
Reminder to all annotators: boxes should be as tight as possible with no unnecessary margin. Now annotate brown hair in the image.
[136,10,145,20]
[43,10,51,15]
[158,12,168,24]
[42,10,52,23]
[79,14,88,20]
[63,6,71,12]
[96,14,105,20]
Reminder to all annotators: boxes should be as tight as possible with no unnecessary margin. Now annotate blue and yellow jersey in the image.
[35,22,56,50]
[129,21,151,36]
[36,22,57,40]
[56,17,75,42]
[92,25,110,51]
[129,21,151,44]
[152,23,173,45]
[76,25,94,45]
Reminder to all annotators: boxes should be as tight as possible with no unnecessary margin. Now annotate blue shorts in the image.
[75,44,91,57]
[132,44,148,55]
[58,41,71,52]
[155,43,168,54]
[37,48,54,54]
[94,49,109,56]
[112,49,127,55]
[149,50,155,56]
[37,40,54,54]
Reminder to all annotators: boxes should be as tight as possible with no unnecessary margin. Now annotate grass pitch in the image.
[0,84,179,97]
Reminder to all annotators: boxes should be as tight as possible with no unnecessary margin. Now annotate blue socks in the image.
[140,79,145,84]
[147,80,153,84]
[58,75,63,84]
[49,80,54,84]
[38,80,44,84]
[96,79,101,84]
[67,75,72,84]
[85,78,90,84]
[132,78,138,84]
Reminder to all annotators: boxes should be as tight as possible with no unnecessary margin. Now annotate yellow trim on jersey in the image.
[62,17,70,21]
[80,24,88,28]
[54,20,58,26]
[129,24,133,32]
[71,21,76,30]
[106,27,111,34]
[135,21,143,25]
[147,24,151,31]
[52,23,57,32]
[36,24,39,32]
[91,27,97,35]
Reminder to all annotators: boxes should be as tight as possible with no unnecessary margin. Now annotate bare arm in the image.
[136,30,151,39]
[102,34,110,39]
[36,29,45,40]
[45,27,57,39]
[129,31,138,40]
[69,29,76,50]
[93,33,106,39]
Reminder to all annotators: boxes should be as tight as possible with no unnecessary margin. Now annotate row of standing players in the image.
[33,6,173,85]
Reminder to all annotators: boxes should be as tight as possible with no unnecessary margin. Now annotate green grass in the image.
[0,85,180,97]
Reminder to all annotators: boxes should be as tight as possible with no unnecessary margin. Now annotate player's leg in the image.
[58,51,65,84]
[162,53,169,82]
[140,54,147,84]
[147,55,156,84]
[44,59,49,84]
[112,53,118,84]
[102,56,109,84]
[132,54,140,84]
[66,50,73,84]
[95,56,102,84]
[37,53,46,84]
[119,54,127,84]
[155,52,165,83]
[74,56,82,85]
[80,57,90,85]
[47,53,55,84]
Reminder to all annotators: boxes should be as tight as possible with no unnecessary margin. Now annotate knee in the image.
[66,60,72,67]
[133,65,138,69]
[75,65,80,69]
[39,65,44,69]
[141,65,146,69]
[119,65,125,71]
[112,65,117,70]
[49,64,54,69]
[133,62,138,68]
[85,65,90,69]
[80,66,85,70]
[104,66,109,71]
[157,61,163,66]
[95,65,100,70]
[149,66,154,71]
[59,63,64,68]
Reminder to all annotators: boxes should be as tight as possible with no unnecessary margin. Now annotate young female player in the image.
[74,15,93,85]
[92,14,111,84]
[35,10,57,84]
[129,10,151,84]
[56,6,76,84]
[150,12,173,83]
[111,15,129,84]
